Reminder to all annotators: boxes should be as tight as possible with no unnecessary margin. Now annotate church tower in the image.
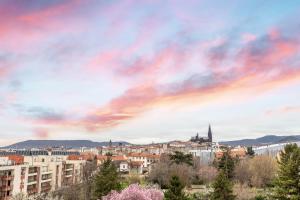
[208,124,212,142]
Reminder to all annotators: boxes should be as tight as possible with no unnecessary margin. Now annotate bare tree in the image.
[234,155,277,187]
[197,165,218,185]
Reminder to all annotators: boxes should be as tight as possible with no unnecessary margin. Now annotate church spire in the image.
[208,124,212,142]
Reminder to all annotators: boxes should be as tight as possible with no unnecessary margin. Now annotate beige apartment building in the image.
[0,150,85,200]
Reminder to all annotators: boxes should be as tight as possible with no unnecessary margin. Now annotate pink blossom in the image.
[103,184,163,200]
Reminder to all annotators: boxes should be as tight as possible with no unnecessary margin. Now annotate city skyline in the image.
[0,0,300,146]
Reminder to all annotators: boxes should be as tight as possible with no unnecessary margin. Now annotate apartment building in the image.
[0,150,86,199]
[127,153,160,172]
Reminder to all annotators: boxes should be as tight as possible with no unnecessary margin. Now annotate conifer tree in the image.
[273,143,300,199]
[211,170,235,200]
[218,149,235,179]
[93,157,121,199]
[169,151,193,166]
[164,175,188,200]
[246,146,255,157]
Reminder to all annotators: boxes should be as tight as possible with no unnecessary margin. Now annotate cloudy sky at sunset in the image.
[0,0,300,145]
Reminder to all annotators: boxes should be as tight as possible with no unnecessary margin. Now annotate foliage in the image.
[93,157,121,199]
[187,192,210,200]
[210,170,235,200]
[218,149,236,179]
[12,193,63,200]
[246,146,255,157]
[254,194,267,200]
[103,184,163,200]
[169,151,193,166]
[273,143,300,200]
[126,173,143,185]
[233,183,257,200]
[164,175,189,200]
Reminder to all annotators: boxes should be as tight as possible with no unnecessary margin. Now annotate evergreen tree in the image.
[211,170,235,200]
[218,149,235,179]
[273,143,300,200]
[164,175,188,200]
[93,158,121,199]
[169,151,193,166]
[246,146,255,157]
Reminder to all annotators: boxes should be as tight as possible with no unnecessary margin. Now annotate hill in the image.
[221,135,300,147]
[1,140,130,149]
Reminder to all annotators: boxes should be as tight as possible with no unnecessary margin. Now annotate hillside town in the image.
[1,126,298,199]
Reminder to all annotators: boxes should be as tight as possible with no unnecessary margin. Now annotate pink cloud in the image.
[25,25,300,133]
[266,105,300,115]
[33,128,49,139]
[0,0,84,52]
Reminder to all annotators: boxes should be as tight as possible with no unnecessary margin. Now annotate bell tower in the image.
[208,124,212,142]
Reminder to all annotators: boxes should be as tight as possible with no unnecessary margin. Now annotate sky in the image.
[0,0,300,145]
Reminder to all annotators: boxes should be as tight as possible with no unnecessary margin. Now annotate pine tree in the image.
[218,149,235,179]
[169,151,193,166]
[211,170,236,200]
[246,146,255,157]
[273,143,300,200]
[164,175,188,200]
[93,158,121,199]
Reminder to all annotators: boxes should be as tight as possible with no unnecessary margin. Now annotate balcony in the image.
[28,168,38,175]
[0,176,13,181]
[41,178,52,183]
[41,170,52,175]
[41,184,51,192]
[27,188,38,195]
[65,174,73,178]
[0,185,12,191]
[27,178,38,185]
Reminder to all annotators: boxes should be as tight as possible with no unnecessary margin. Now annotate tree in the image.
[218,149,235,179]
[273,143,300,199]
[169,151,193,166]
[197,165,218,185]
[103,184,163,200]
[93,157,121,199]
[164,175,188,200]
[246,146,255,157]
[148,158,195,189]
[211,170,235,200]
[234,156,277,187]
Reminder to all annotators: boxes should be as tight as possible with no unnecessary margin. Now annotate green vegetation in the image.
[92,158,121,199]
[273,143,300,199]
[164,175,188,200]
[211,170,235,200]
[246,146,255,157]
[169,151,193,166]
[217,149,236,179]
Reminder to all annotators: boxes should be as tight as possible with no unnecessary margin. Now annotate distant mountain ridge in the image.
[1,140,130,149]
[221,135,300,147]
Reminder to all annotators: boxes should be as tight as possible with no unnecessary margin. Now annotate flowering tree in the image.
[103,184,163,200]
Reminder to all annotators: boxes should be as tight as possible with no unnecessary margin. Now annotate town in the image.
[1,126,298,199]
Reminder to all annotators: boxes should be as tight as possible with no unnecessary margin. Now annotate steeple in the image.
[208,124,212,142]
